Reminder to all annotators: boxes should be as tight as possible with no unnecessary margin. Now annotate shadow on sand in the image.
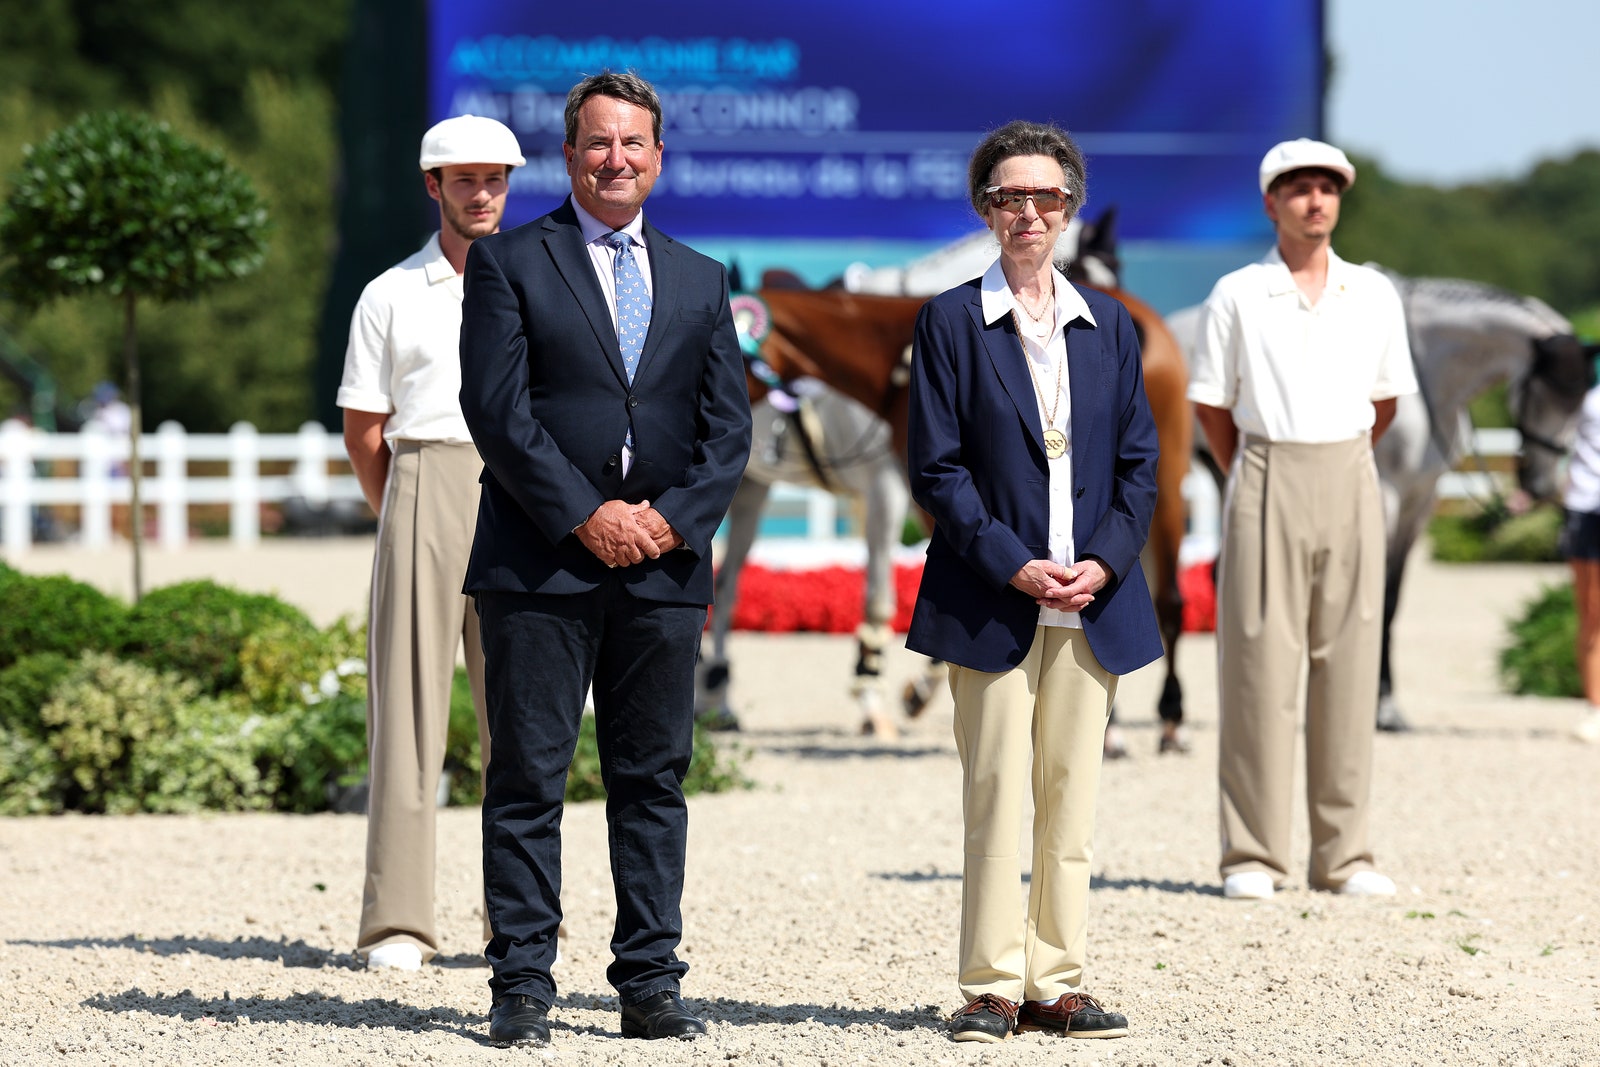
[79,986,947,1044]
[746,725,949,761]
[9,934,490,970]
[867,870,1220,896]
[81,988,492,1043]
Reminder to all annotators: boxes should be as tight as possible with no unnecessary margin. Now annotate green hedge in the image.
[38,653,274,814]
[0,570,127,670]
[0,569,750,814]
[1500,582,1581,697]
[445,667,484,807]
[121,579,317,694]
[0,652,75,740]
[1430,505,1563,563]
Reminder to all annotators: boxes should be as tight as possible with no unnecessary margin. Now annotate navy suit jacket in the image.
[905,278,1164,676]
[458,199,752,605]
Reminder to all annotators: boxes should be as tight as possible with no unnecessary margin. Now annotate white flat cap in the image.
[1259,138,1355,194]
[419,115,525,171]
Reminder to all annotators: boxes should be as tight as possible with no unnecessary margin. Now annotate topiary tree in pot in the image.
[0,110,269,598]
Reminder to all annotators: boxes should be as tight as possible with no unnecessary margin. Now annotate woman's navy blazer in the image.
[905,277,1165,677]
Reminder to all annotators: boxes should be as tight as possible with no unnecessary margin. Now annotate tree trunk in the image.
[123,291,144,602]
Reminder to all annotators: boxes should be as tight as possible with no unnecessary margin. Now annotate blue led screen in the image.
[428,2,1323,244]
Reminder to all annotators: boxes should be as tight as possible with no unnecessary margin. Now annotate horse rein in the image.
[1516,422,1568,456]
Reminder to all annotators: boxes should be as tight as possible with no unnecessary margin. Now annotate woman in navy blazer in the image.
[906,121,1162,1044]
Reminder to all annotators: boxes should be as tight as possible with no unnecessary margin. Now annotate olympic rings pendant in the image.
[1043,428,1068,459]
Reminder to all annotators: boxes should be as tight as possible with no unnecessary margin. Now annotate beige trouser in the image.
[1216,436,1383,889]
[358,441,491,959]
[949,626,1117,1004]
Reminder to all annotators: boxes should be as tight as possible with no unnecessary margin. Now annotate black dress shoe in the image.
[619,990,706,1039]
[488,995,550,1047]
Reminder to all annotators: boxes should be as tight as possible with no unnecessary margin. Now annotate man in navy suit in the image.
[458,71,751,1048]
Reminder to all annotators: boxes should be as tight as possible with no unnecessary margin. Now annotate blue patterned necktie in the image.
[605,231,651,383]
[606,231,651,456]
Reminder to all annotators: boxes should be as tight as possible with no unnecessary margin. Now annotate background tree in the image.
[1339,150,1600,317]
[0,110,269,597]
[0,0,349,141]
[0,0,354,431]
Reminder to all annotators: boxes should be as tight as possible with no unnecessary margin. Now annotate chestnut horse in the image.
[750,285,1193,745]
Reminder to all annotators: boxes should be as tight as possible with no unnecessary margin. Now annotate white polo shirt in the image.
[1188,246,1417,442]
[980,259,1095,628]
[337,233,474,444]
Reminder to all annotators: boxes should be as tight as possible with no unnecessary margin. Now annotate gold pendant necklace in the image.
[1010,308,1067,460]
[1015,285,1053,323]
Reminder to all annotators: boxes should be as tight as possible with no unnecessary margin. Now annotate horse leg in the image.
[1128,460,1191,756]
[854,464,907,739]
[854,620,895,738]
[892,506,946,718]
[696,474,770,731]
[1375,476,1433,733]
[1376,548,1411,732]
[902,659,948,718]
[1151,546,1188,752]
[1155,584,1189,753]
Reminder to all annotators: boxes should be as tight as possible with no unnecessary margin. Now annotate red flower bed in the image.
[1179,560,1217,633]
[721,558,1221,635]
[724,562,923,633]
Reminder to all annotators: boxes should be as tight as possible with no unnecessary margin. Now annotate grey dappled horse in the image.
[1168,271,1596,730]
[695,381,921,737]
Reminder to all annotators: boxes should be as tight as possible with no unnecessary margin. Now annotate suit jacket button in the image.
[1075,487,1085,498]
[606,454,620,469]
[628,395,639,408]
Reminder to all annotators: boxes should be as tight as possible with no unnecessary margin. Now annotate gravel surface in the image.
[2,543,1597,1065]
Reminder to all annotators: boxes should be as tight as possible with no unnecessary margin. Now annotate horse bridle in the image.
[1517,334,1596,456]
[1515,421,1568,457]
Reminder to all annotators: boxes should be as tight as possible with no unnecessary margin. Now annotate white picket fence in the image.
[0,419,361,552]
[0,418,1524,557]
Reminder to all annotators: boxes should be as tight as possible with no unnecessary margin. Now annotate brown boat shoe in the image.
[1018,992,1129,1039]
[948,993,1019,1043]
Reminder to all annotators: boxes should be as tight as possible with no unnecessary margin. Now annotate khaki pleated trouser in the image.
[1216,435,1383,889]
[358,440,491,960]
[949,626,1117,1004]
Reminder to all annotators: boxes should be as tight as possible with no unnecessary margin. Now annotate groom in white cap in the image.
[337,114,525,969]
[1188,139,1418,902]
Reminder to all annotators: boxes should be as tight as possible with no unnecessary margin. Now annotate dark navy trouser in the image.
[476,582,704,1008]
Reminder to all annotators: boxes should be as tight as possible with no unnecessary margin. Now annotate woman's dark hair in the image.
[967,120,1087,221]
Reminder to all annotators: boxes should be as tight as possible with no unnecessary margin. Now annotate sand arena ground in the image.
[2,540,1596,1065]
